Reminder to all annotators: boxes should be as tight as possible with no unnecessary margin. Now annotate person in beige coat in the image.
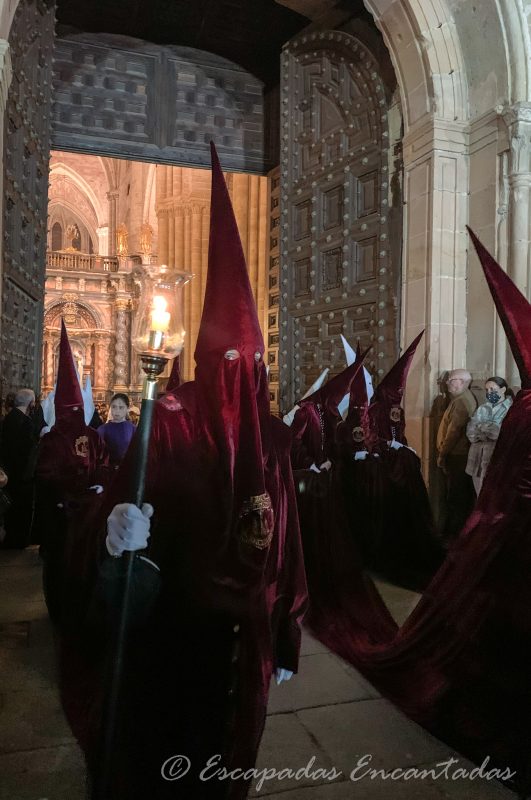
[436,369,477,540]
[466,376,513,495]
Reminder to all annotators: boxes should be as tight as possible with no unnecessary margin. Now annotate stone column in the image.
[113,299,130,390]
[96,225,109,256]
[503,102,531,387]
[168,210,175,266]
[187,203,205,379]
[45,332,55,388]
[107,190,119,256]
[494,149,509,380]
[401,118,469,478]
[157,207,169,264]
[93,332,108,395]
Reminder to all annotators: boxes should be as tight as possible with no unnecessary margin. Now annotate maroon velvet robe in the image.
[35,412,110,622]
[363,402,443,590]
[59,384,307,800]
[315,389,531,791]
[290,401,397,653]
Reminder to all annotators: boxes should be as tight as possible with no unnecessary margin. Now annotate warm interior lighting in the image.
[150,295,171,333]
[132,263,193,358]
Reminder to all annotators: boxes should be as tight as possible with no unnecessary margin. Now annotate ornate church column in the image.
[44,330,55,389]
[113,298,131,391]
[186,203,205,378]
[94,331,109,394]
[107,189,119,256]
[502,103,531,387]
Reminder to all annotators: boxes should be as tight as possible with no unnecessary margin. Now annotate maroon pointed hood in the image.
[343,346,374,449]
[369,331,424,442]
[166,354,181,394]
[194,142,272,557]
[55,319,84,423]
[373,330,424,406]
[467,226,531,388]
[301,357,367,418]
[348,344,369,412]
[195,142,264,363]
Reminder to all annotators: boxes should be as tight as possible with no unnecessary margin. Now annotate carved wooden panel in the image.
[52,33,266,173]
[1,0,55,393]
[279,30,402,408]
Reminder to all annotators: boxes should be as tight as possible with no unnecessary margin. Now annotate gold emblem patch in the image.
[74,435,89,458]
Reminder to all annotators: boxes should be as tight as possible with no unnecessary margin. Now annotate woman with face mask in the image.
[465,376,513,495]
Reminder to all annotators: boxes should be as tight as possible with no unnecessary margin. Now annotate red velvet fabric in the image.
[468,227,531,387]
[300,357,366,419]
[59,388,308,800]
[35,321,111,621]
[55,319,84,422]
[368,331,423,444]
[165,354,181,394]
[290,373,397,654]
[306,242,531,789]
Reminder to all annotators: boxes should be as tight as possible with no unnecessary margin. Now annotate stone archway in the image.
[42,298,105,394]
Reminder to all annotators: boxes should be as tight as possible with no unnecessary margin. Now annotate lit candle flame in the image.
[151,295,170,332]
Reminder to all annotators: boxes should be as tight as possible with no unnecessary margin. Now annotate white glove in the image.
[389,440,403,450]
[275,668,294,685]
[106,502,154,558]
[354,450,369,461]
[309,463,321,473]
[319,459,332,472]
[88,485,104,495]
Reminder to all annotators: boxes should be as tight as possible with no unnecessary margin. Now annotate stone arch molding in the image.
[49,163,105,228]
[44,298,103,330]
[364,0,531,126]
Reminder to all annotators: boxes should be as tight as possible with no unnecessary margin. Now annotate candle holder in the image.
[94,262,192,800]
[132,263,192,363]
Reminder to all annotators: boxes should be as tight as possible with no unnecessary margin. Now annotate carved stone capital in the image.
[502,102,531,128]
[502,103,531,175]
[114,298,130,312]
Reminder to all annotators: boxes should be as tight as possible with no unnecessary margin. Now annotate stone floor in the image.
[0,548,517,800]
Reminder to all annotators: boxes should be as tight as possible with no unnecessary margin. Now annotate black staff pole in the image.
[92,353,167,800]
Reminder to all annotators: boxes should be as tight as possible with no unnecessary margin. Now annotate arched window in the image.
[51,221,62,251]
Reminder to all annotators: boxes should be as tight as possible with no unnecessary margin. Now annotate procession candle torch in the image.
[94,265,192,800]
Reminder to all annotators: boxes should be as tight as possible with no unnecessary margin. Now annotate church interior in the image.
[0,0,530,798]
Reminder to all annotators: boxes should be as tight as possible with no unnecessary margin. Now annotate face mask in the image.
[486,390,501,405]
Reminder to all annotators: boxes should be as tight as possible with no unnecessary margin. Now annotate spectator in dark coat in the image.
[0,389,39,548]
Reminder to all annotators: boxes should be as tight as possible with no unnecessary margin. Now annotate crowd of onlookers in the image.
[436,370,513,540]
[0,389,140,549]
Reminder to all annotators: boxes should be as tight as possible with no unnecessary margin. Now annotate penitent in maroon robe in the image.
[290,359,397,652]
[58,144,307,800]
[365,332,443,589]
[35,320,110,623]
[315,231,531,793]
